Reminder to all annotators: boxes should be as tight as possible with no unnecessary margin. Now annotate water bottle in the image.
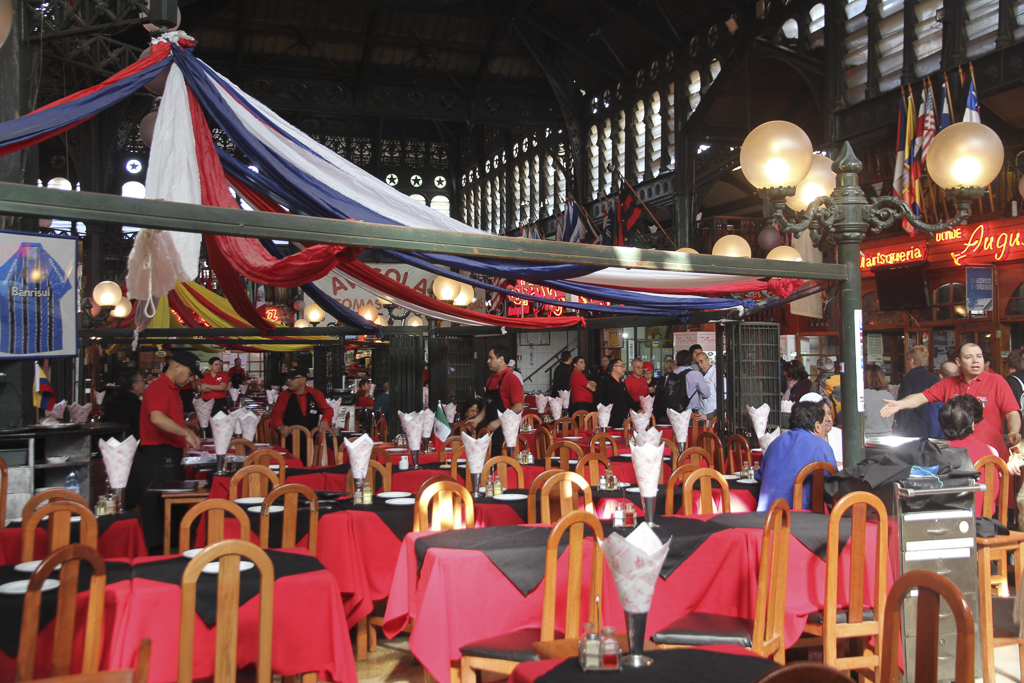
[65,470,80,495]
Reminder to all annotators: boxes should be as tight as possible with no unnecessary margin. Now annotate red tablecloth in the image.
[0,514,148,564]
[382,514,883,683]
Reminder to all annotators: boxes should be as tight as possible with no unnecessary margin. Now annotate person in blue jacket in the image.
[756,400,837,511]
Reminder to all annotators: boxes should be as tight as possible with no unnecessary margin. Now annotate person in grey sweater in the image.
[863,364,895,437]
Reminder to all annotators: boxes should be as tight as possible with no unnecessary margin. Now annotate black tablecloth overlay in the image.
[0,561,131,657]
[535,648,778,683]
[330,496,416,541]
[8,511,141,543]
[132,549,323,627]
[703,512,852,562]
[212,464,351,486]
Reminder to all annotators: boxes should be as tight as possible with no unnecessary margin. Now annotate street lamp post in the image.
[741,121,1003,467]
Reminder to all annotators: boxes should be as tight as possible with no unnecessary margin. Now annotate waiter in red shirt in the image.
[569,356,596,414]
[624,358,652,404]
[127,350,202,550]
[269,367,334,461]
[882,343,1021,459]
[199,357,230,426]
[471,345,524,456]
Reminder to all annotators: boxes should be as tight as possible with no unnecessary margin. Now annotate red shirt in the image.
[356,395,374,408]
[923,371,1018,459]
[140,373,186,448]
[485,368,524,410]
[268,387,334,432]
[570,369,593,404]
[201,371,229,400]
[949,435,999,515]
[624,374,650,403]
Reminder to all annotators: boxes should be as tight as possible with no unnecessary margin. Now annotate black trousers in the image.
[126,444,185,550]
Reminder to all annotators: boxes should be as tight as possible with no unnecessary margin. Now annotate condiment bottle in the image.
[493,476,503,496]
[485,475,494,497]
[600,627,618,668]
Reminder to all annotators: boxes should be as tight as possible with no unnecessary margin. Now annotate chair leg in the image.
[301,673,318,683]
[368,619,378,652]
[459,657,475,683]
[979,545,997,683]
[355,617,369,661]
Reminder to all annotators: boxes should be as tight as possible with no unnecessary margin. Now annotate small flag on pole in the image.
[33,362,56,411]
[963,72,981,123]
[433,402,452,452]
[939,79,954,130]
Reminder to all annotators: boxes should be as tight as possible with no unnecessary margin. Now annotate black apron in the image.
[484,372,508,456]
[282,391,320,460]
[126,443,185,551]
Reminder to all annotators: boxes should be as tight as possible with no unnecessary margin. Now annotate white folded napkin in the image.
[746,404,770,439]
[443,403,458,424]
[193,397,214,427]
[634,425,663,448]
[39,416,60,427]
[235,409,260,442]
[368,383,376,398]
[228,387,240,403]
[45,400,67,420]
[210,411,235,455]
[550,399,563,421]
[418,408,435,445]
[399,411,423,449]
[344,433,374,479]
[629,409,650,434]
[265,389,278,407]
[98,436,138,489]
[559,391,570,410]
[326,398,344,428]
[498,409,522,448]
[535,394,549,415]
[639,394,654,415]
[780,400,793,414]
[759,427,780,451]
[596,404,612,430]
[69,402,92,423]
[93,391,106,406]
[239,383,249,395]
[667,408,692,447]
[462,431,492,475]
[599,523,671,614]
[631,440,664,498]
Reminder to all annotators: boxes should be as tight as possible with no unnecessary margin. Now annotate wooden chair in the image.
[443,435,464,461]
[521,413,543,429]
[726,433,752,474]
[664,464,702,515]
[589,432,618,458]
[416,474,457,498]
[622,416,633,433]
[533,425,553,461]
[539,471,594,523]
[552,417,578,437]
[880,570,974,683]
[21,502,98,563]
[229,438,257,458]
[16,544,108,681]
[370,447,395,481]
[23,488,88,519]
[459,510,604,682]
[695,430,725,471]
[501,434,530,459]
[660,438,679,470]
[527,470,562,524]
[751,663,856,683]
[314,424,343,466]
[256,413,273,443]
[976,526,1024,683]
[795,491,888,679]
[23,639,153,683]
[476,426,491,438]
[179,499,251,552]
[483,456,525,490]
[244,449,288,482]
[372,417,388,441]
[652,499,791,663]
[177,540,274,683]
[544,440,584,471]
[976,455,1009,524]
[280,425,315,465]
[227,465,279,500]
[450,420,475,436]
[415,481,474,532]
[793,461,837,513]
[574,452,611,486]
[679,446,712,468]
[570,410,590,429]
[580,412,598,430]
[682,467,732,516]
[344,459,391,494]
[259,483,319,555]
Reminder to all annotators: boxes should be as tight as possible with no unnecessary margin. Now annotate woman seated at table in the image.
[800,392,843,469]
[755,400,837,511]
[461,398,484,421]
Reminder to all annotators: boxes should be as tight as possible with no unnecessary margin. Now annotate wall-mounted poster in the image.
[0,232,78,358]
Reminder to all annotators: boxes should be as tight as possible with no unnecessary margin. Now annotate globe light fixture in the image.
[111,298,132,319]
[739,121,814,189]
[408,316,425,327]
[786,155,837,211]
[711,235,752,258]
[431,275,460,302]
[304,302,325,324]
[92,281,123,307]
[374,316,388,327]
[675,247,699,254]
[452,282,474,307]
[766,245,803,262]
[357,304,379,321]
[294,318,310,328]
[925,122,1004,189]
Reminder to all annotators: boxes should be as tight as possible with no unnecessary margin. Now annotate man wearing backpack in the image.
[658,349,710,416]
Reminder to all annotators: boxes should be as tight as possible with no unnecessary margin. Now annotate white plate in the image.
[377,491,411,499]
[736,479,758,485]
[384,498,416,506]
[457,458,466,463]
[564,436,584,440]
[385,448,406,452]
[68,517,81,523]
[182,548,202,558]
[625,487,641,493]
[233,497,265,506]
[45,457,67,464]
[268,464,280,470]
[201,561,254,574]
[0,579,59,594]
[722,474,740,480]
[14,560,61,573]
[249,505,284,514]
[493,493,528,501]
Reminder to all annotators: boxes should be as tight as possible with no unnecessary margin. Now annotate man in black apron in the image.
[471,345,524,456]
[268,367,334,462]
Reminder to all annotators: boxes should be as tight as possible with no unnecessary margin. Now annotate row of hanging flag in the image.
[893,63,982,233]
[521,185,647,247]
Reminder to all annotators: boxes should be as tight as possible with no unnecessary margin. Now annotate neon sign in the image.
[950,224,1024,265]
[264,307,280,322]
[506,280,610,317]
[860,243,926,270]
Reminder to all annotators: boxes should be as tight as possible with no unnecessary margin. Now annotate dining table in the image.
[0,512,148,563]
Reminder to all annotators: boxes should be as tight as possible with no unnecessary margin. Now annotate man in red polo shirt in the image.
[624,358,652,404]
[269,367,333,462]
[881,343,1021,459]
[471,344,524,456]
[199,357,230,422]
[127,350,202,550]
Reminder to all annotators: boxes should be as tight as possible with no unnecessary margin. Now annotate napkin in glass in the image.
[535,394,549,415]
[418,408,435,444]
[239,383,249,395]
[549,399,563,421]
[462,431,492,474]
[634,425,663,447]
[98,436,139,488]
[780,400,794,414]
[558,390,571,410]
[69,402,92,423]
[667,408,692,447]
[45,400,67,420]
[443,403,458,424]
[629,409,650,434]
[599,523,671,614]
[631,441,664,498]
[746,404,770,440]
[93,390,106,406]
[228,387,240,404]
[399,411,423,448]
[193,397,215,427]
[265,389,278,406]
[596,404,613,430]
[210,411,235,454]
[344,434,374,479]
[759,427,780,451]
[235,409,260,442]
[498,409,522,448]
[639,394,655,415]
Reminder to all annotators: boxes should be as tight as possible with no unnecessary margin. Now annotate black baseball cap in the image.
[286,367,309,380]
[170,350,202,376]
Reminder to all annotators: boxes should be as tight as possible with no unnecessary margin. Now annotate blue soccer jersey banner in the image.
[0,232,77,358]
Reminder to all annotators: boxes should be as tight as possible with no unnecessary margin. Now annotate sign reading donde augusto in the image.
[860,219,1024,271]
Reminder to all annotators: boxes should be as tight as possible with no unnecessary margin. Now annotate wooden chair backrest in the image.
[580,412,598,430]
[344,459,391,494]
[570,410,590,429]
[179,499,251,552]
[553,417,578,437]
[793,461,838,513]
[415,474,457,503]
[256,413,273,443]
[751,663,856,683]
[229,438,257,458]
[725,433,752,474]
[228,465,279,500]
[534,425,553,460]
[279,424,314,462]
[975,455,1009,524]
[589,432,618,458]
[753,500,791,663]
[443,435,464,460]
[415,481,474,532]
[541,511,604,642]
[177,540,274,683]
[880,569,974,683]
[680,446,712,468]
[476,426,490,438]
[622,416,633,433]
[259,483,319,555]
[682,467,732,515]
[545,440,584,471]
[521,413,543,428]
[22,502,98,563]
[574,452,611,486]
[695,430,725,471]
[0,457,7,529]
[500,434,530,459]
[450,421,475,436]
[482,456,525,490]
[16,544,107,681]
[527,470,562,524]
[243,449,288,483]
[664,464,702,515]
[371,447,395,480]
[660,438,680,469]
[22,489,88,522]
[314,424,342,466]
[539,471,594,523]
[371,417,388,442]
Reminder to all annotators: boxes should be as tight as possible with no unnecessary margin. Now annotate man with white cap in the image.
[800,392,843,469]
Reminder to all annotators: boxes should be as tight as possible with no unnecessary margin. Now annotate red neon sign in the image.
[950,223,1024,265]
[506,280,610,317]
[860,243,927,270]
